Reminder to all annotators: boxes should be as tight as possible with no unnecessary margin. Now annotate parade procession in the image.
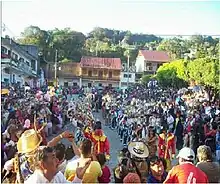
[1,84,220,183]
[1,0,220,183]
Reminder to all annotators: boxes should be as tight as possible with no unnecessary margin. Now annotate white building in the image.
[120,63,136,87]
[1,37,38,87]
[135,50,170,80]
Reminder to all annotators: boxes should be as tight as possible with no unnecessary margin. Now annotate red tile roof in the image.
[80,56,121,70]
[139,50,170,62]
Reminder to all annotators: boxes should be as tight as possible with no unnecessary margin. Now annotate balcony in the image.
[1,59,36,77]
[82,75,120,81]
[1,58,18,67]
[18,62,33,75]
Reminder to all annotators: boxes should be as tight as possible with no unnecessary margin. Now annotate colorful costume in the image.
[84,123,110,160]
[158,132,176,171]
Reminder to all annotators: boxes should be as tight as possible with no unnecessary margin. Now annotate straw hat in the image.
[17,129,42,154]
[128,141,149,158]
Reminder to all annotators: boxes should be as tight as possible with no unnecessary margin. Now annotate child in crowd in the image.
[96,153,111,183]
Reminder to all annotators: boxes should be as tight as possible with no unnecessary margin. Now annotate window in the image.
[124,74,128,78]
[83,69,87,75]
[88,83,92,87]
[109,71,112,78]
[148,66,153,71]
[17,81,21,86]
[88,70,92,77]
[4,78,9,85]
[93,69,97,75]
[104,69,108,75]
[99,83,102,87]
[19,58,24,62]
[31,60,36,71]
[13,74,15,83]
[98,71,103,78]
[157,63,162,69]
[14,54,18,61]
[146,63,152,66]
[4,68,9,74]
[73,83,77,86]
[1,46,7,54]
[8,50,11,57]
[114,71,120,76]
[64,82,68,87]
[128,74,132,78]
[108,84,112,87]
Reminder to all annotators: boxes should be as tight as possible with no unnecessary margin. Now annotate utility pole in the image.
[127,50,130,87]
[54,49,58,87]
[9,38,12,85]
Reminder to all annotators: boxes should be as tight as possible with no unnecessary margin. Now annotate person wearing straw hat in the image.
[127,141,149,182]
[3,129,76,183]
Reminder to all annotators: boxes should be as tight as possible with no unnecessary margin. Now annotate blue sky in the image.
[2,0,220,38]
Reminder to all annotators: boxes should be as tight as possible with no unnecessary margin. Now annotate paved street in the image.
[48,110,178,182]
[93,111,123,179]
[48,110,122,181]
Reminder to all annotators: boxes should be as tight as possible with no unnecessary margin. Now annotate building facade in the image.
[135,50,170,80]
[120,63,136,87]
[80,56,121,88]
[57,62,81,87]
[1,37,39,87]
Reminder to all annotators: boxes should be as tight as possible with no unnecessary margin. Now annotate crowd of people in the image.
[101,85,220,183]
[1,83,220,183]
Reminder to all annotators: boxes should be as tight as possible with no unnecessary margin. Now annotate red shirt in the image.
[164,163,208,184]
[98,165,111,183]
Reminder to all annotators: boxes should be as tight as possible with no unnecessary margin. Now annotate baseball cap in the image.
[177,147,195,161]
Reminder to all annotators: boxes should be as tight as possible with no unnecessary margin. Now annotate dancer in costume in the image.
[84,121,110,160]
[158,127,176,171]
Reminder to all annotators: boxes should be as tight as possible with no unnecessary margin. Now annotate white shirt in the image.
[24,170,81,183]
[167,115,174,128]
[205,106,211,115]
[58,160,67,174]
[67,155,80,164]
[72,118,77,127]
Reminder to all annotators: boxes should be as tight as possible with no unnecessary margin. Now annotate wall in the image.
[120,72,136,84]
[135,55,145,73]
[1,69,24,85]
[58,77,80,87]
[82,79,119,88]
[1,44,37,74]
[81,68,120,81]
[144,61,158,73]
[58,63,81,77]
[135,54,162,74]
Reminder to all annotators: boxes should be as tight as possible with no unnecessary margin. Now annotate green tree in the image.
[18,26,86,62]
[18,26,51,59]
[157,37,189,60]
[51,28,86,61]
[187,57,219,89]
[156,60,188,88]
